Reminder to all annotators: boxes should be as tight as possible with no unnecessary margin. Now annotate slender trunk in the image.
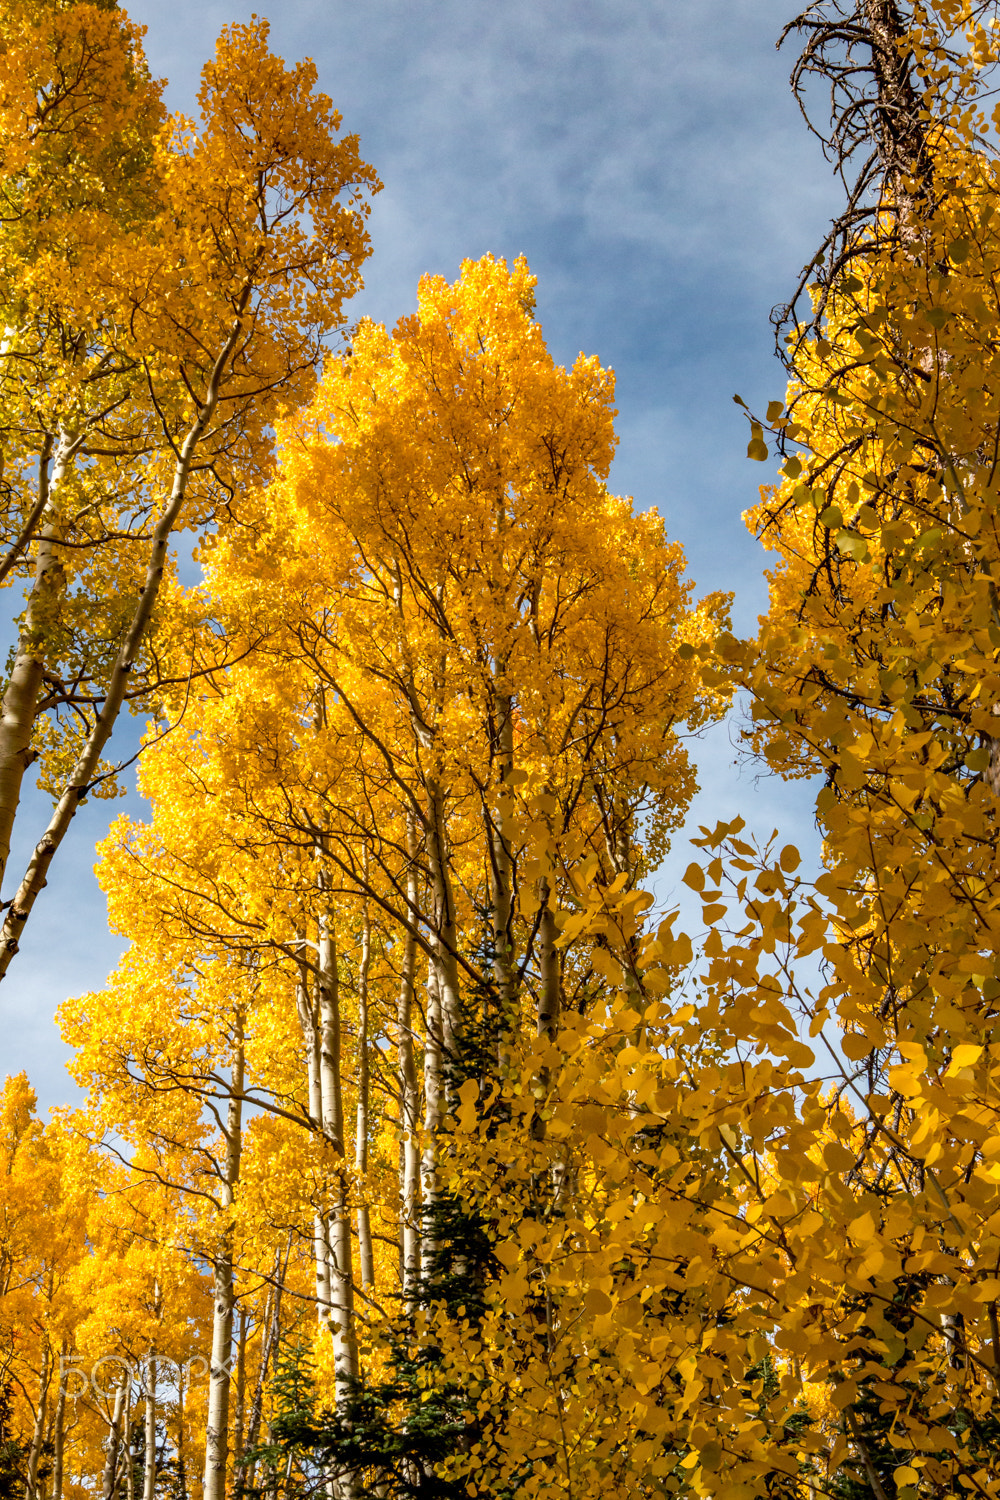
[530,879,561,1146]
[50,1357,66,1500]
[398,812,422,1305]
[356,879,374,1290]
[425,780,460,1107]
[845,1409,890,1500]
[0,291,253,978]
[174,1371,186,1500]
[202,1039,244,1500]
[317,900,358,1500]
[142,1358,156,1500]
[232,1311,247,1470]
[0,433,75,898]
[240,1242,288,1498]
[101,1379,127,1500]
[490,689,516,1023]
[488,480,516,1023]
[25,1338,51,1500]
[296,961,331,1328]
[123,1401,134,1500]
[421,964,444,1276]
[537,880,560,1046]
[317,905,359,1399]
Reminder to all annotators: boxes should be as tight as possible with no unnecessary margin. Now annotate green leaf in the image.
[836,529,868,561]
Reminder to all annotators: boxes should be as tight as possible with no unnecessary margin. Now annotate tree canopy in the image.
[9,4,1000,1500]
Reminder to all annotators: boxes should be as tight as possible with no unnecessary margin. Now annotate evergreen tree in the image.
[0,1382,29,1500]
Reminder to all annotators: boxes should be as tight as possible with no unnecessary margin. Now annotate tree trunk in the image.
[295,959,331,1328]
[490,690,516,1024]
[174,1370,187,1500]
[0,292,253,978]
[0,432,76,899]
[861,0,932,204]
[123,1400,134,1500]
[316,905,359,1403]
[536,880,560,1048]
[142,1357,156,1500]
[50,1357,66,1500]
[202,1038,244,1500]
[530,879,561,1148]
[101,1379,127,1500]
[421,963,445,1275]
[24,1337,52,1500]
[425,779,460,1109]
[239,1251,285,1500]
[398,812,422,1306]
[232,1311,247,1470]
[356,882,374,1290]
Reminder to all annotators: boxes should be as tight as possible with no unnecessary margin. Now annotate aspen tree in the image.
[62,958,272,1500]
[183,252,727,1230]
[99,1379,126,1500]
[0,4,379,980]
[203,1038,243,1500]
[70,255,727,1497]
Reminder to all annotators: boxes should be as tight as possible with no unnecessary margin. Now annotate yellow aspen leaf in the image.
[584,1287,613,1315]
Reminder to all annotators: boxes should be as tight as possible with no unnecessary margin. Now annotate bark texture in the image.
[202,1040,244,1500]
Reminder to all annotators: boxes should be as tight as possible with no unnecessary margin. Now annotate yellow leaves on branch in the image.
[0,1,380,980]
[18,4,1000,1499]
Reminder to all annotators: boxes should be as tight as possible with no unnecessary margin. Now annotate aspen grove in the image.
[9,3,1000,1500]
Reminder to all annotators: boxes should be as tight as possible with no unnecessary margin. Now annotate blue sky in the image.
[8,0,841,1109]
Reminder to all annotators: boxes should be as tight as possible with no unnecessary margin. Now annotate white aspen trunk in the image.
[101,1379,127,1500]
[421,964,444,1275]
[295,961,331,1327]
[124,1401,135,1500]
[24,1337,51,1500]
[425,780,460,1108]
[398,812,422,1305]
[232,1312,247,1470]
[316,903,358,1500]
[174,1370,187,1500]
[355,880,374,1290]
[395,571,456,1297]
[316,905,359,1396]
[142,1357,156,1500]
[0,433,76,899]
[202,1040,244,1500]
[50,1356,66,1500]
